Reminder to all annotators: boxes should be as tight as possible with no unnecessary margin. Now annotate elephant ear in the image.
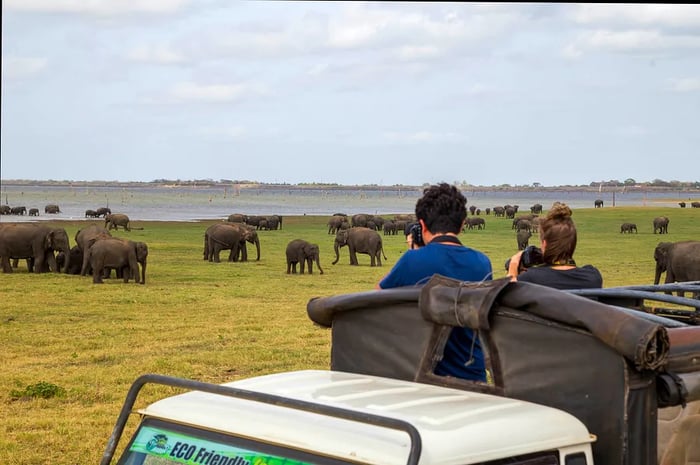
[45,231,55,249]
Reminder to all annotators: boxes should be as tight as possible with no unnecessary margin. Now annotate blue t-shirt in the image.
[379,241,493,381]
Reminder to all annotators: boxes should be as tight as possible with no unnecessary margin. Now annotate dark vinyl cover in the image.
[306,275,700,465]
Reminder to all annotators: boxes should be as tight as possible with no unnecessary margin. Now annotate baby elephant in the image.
[286,239,323,275]
[85,237,146,284]
[516,230,532,251]
[620,223,638,234]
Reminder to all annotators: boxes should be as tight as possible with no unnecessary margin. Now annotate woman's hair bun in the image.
[548,202,572,221]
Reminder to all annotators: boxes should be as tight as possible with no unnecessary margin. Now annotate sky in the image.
[2,2,699,187]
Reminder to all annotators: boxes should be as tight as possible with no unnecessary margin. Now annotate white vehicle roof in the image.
[139,370,594,465]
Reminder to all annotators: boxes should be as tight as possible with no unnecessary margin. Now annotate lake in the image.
[0,184,693,222]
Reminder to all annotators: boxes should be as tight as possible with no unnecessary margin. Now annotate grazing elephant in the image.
[492,206,505,217]
[594,199,604,208]
[654,241,700,298]
[11,206,27,215]
[0,205,10,215]
[227,213,247,224]
[531,204,543,214]
[84,237,142,284]
[95,207,112,217]
[383,221,397,235]
[351,214,370,228]
[327,216,345,235]
[516,230,532,251]
[620,223,637,234]
[85,209,99,218]
[204,223,260,263]
[679,202,686,208]
[504,207,516,219]
[469,205,477,215]
[653,216,670,234]
[467,217,485,230]
[105,213,131,231]
[286,239,323,275]
[102,241,148,284]
[56,246,84,275]
[485,208,491,215]
[0,223,71,273]
[332,227,387,266]
[76,224,113,275]
[269,215,283,230]
[44,204,61,214]
[692,202,700,208]
[28,208,40,216]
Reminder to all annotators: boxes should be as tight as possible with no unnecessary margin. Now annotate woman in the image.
[507,202,602,289]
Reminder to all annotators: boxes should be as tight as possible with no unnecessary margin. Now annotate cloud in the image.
[2,56,48,80]
[667,78,700,92]
[158,81,270,104]
[126,45,187,65]
[197,125,247,139]
[564,29,700,57]
[383,131,461,144]
[3,0,191,16]
[612,124,648,137]
[570,4,700,29]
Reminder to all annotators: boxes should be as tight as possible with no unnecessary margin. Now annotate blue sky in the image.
[2,2,699,186]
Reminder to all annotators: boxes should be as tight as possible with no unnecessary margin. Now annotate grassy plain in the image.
[0,207,698,464]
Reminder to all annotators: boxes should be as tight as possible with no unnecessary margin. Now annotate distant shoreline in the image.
[1,179,698,194]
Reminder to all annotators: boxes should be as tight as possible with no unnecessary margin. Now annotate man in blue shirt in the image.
[377,183,493,382]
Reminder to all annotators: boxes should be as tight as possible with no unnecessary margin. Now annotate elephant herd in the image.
[0,204,61,216]
[678,202,700,208]
[618,217,671,234]
[0,223,148,284]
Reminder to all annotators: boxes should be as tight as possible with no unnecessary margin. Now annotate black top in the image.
[517,264,603,290]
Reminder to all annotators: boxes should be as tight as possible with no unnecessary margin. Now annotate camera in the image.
[406,222,424,248]
[504,245,544,272]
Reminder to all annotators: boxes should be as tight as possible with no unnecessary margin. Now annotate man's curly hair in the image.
[415,183,467,234]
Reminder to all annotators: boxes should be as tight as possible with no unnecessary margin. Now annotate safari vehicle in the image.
[101,278,700,465]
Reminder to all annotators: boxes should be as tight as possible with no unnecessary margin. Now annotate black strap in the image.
[430,235,462,246]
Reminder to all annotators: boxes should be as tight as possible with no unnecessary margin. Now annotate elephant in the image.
[504,207,516,219]
[95,207,112,217]
[531,204,543,214]
[469,205,477,215]
[0,205,10,215]
[653,216,670,234]
[653,241,700,298]
[105,213,131,231]
[245,215,264,228]
[332,227,387,267]
[44,204,61,214]
[204,223,260,263]
[11,206,27,215]
[679,202,686,208]
[516,230,532,251]
[286,239,323,274]
[75,224,113,275]
[594,199,604,208]
[492,206,505,217]
[269,215,283,230]
[102,241,148,284]
[56,246,84,275]
[0,223,71,273]
[620,223,638,234]
[351,214,370,228]
[467,217,485,230]
[327,216,345,235]
[475,209,481,215]
[692,202,700,208]
[84,237,143,284]
[394,214,415,222]
[485,208,491,215]
[227,213,248,224]
[383,221,397,235]
[28,208,40,216]
[85,209,99,218]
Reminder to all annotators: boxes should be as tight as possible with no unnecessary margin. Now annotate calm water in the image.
[0,184,691,222]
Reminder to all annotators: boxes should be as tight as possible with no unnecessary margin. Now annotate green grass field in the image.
[0,208,698,464]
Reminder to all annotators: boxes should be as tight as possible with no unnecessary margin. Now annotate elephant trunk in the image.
[62,245,70,274]
[316,256,324,275]
[654,263,663,285]
[140,259,147,285]
[332,242,340,265]
[255,237,260,261]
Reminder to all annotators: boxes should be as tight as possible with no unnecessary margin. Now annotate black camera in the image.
[504,245,544,272]
[406,222,424,248]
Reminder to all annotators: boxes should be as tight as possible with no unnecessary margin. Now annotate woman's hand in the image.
[507,251,524,281]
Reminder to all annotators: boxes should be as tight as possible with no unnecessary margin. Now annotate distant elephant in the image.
[485,208,491,215]
[0,205,10,215]
[653,216,670,234]
[0,223,71,273]
[227,213,247,223]
[268,214,283,230]
[85,209,99,218]
[95,207,112,217]
[679,202,686,208]
[654,241,700,298]
[75,224,112,275]
[620,223,637,234]
[28,208,40,216]
[517,230,532,251]
[327,216,345,235]
[204,223,260,263]
[286,239,323,274]
[84,237,143,284]
[594,199,604,208]
[469,205,477,215]
[467,217,485,230]
[105,213,131,231]
[492,206,505,217]
[531,204,543,214]
[11,206,27,215]
[351,214,370,228]
[44,204,61,214]
[332,227,387,266]
[56,246,84,275]
[383,221,397,236]
[504,207,516,219]
[692,202,700,208]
